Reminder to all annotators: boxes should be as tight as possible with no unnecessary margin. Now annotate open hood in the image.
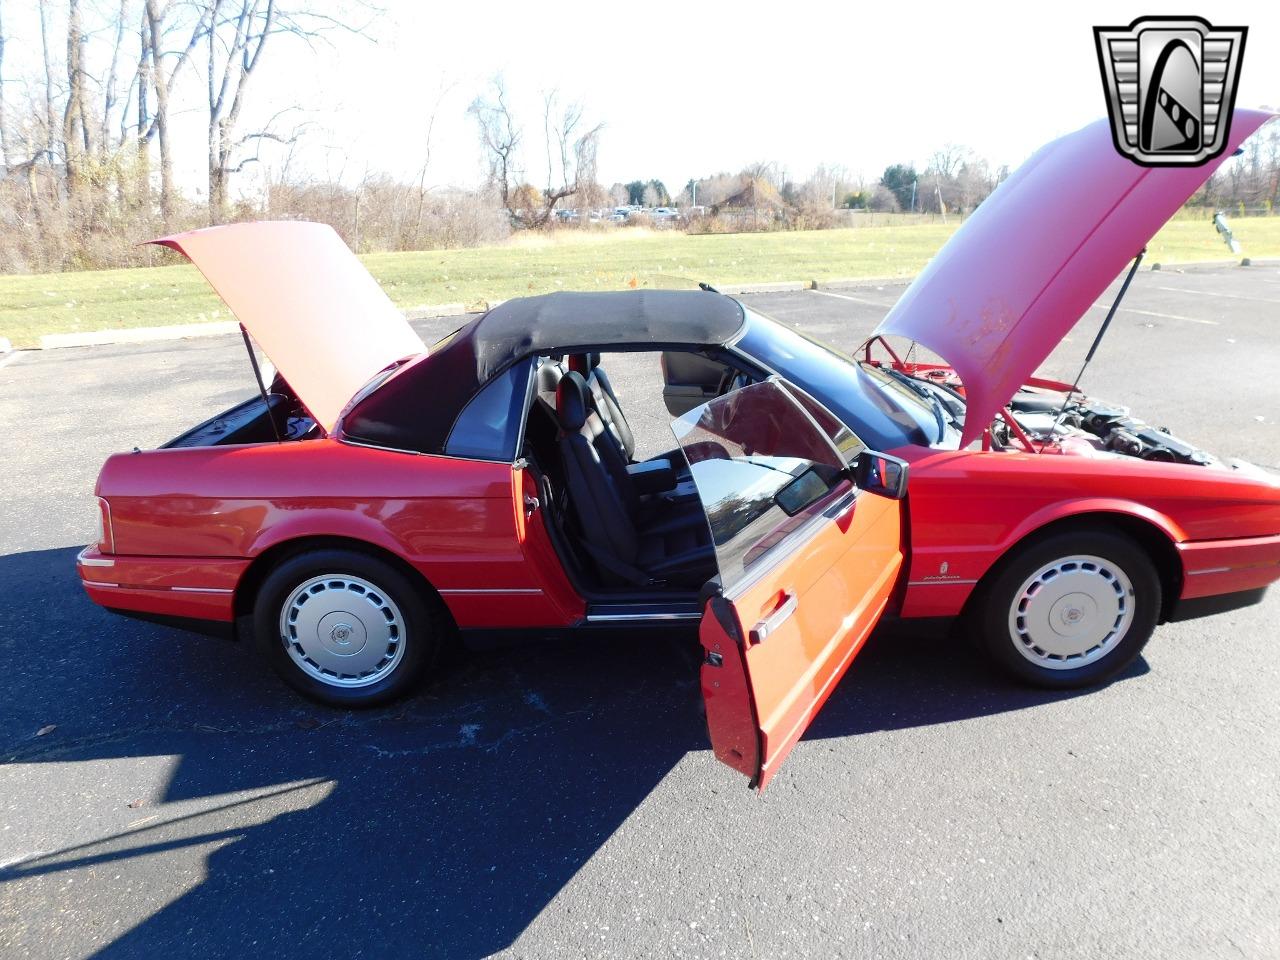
[151,221,425,433]
[873,109,1275,448]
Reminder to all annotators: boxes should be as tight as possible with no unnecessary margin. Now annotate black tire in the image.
[967,527,1161,690]
[251,548,442,708]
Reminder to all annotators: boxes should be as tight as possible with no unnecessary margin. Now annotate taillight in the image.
[94,497,115,553]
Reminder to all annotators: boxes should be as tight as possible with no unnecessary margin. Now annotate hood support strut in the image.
[1041,248,1146,450]
[240,323,282,444]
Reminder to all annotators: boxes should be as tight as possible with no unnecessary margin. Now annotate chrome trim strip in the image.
[824,490,858,520]
[76,548,115,568]
[723,499,848,602]
[83,582,232,594]
[336,437,425,457]
[438,588,543,595]
[1187,558,1280,575]
[585,612,702,623]
[907,578,979,587]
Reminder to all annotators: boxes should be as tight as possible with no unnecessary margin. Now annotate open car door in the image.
[672,379,906,790]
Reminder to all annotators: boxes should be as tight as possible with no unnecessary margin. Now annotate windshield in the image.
[733,309,960,449]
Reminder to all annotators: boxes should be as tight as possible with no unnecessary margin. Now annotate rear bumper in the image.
[1178,534,1280,601]
[77,547,246,622]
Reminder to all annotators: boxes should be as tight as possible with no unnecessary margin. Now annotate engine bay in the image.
[895,363,1218,466]
[999,386,1217,466]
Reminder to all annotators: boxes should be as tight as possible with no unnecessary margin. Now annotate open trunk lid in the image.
[873,109,1275,448]
[151,221,426,434]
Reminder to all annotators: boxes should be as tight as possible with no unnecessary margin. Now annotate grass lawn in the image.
[3,216,1278,348]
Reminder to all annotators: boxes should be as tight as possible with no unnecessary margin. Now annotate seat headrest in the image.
[567,352,600,375]
[556,370,590,432]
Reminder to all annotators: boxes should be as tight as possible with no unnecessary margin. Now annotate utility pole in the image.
[910,179,918,213]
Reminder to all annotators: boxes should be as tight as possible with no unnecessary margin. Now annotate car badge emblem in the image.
[1094,16,1247,166]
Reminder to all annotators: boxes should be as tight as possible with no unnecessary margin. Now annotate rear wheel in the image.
[969,528,1161,689]
[252,548,441,707]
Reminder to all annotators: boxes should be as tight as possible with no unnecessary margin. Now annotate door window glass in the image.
[445,358,534,461]
[671,379,852,590]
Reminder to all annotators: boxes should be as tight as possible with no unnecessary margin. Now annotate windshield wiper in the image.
[740,455,805,477]
[878,366,948,438]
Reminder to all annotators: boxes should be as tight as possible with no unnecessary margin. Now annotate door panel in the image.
[661,351,729,417]
[701,494,901,789]
[674,380,904,789]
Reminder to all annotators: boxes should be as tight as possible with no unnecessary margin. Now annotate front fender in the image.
[1000,497,1188,552]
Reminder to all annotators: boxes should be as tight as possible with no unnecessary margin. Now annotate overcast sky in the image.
[6,0,1279,197]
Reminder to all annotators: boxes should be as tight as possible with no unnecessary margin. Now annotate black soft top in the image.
[340,289,745,455]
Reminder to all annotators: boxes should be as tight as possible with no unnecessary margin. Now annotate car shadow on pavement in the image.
[1,547,1146,958]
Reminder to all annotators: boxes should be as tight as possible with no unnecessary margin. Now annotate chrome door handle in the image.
[750,593,797,645]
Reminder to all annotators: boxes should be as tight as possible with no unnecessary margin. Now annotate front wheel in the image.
[968,528,1161,689]
[252,549,442,707]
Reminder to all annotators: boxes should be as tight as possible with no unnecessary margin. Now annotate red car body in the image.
[78,110,1280,788]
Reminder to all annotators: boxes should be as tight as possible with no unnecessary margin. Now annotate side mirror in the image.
[853,450,909,500]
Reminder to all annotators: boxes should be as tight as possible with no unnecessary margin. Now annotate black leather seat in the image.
[568,353,635,460]
[568,352,694,491]
[555,371,713,587]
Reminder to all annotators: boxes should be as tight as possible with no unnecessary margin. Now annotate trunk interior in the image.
[163,377,322,449]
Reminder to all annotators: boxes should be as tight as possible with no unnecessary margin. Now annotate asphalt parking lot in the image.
[2,265,1279,959]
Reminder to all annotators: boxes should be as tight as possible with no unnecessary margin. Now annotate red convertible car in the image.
[79,110,1280,788]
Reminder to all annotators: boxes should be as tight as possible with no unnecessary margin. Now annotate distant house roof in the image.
[715,178,786,211]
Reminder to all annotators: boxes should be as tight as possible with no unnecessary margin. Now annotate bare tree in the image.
[469,77,602,229]
[100,0,129,155]
[144,0,176,221]
[468,76,520,219]
[204,0,272,222]
[926,144,971,180]
[541,89,602,216]
[202,0,368,224]
[134,11,151,207]
[143,0,209,223]
[38,1,60,167]
[0,0,8,167]
[63,0,91,201]
[410,79,457,245]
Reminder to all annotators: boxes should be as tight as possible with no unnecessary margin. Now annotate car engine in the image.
[997,386,1217,466]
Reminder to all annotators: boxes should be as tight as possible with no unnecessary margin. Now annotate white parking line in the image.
[1088,303,1218,325]
[810,289,897,307]
[1154,285,1280,305]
